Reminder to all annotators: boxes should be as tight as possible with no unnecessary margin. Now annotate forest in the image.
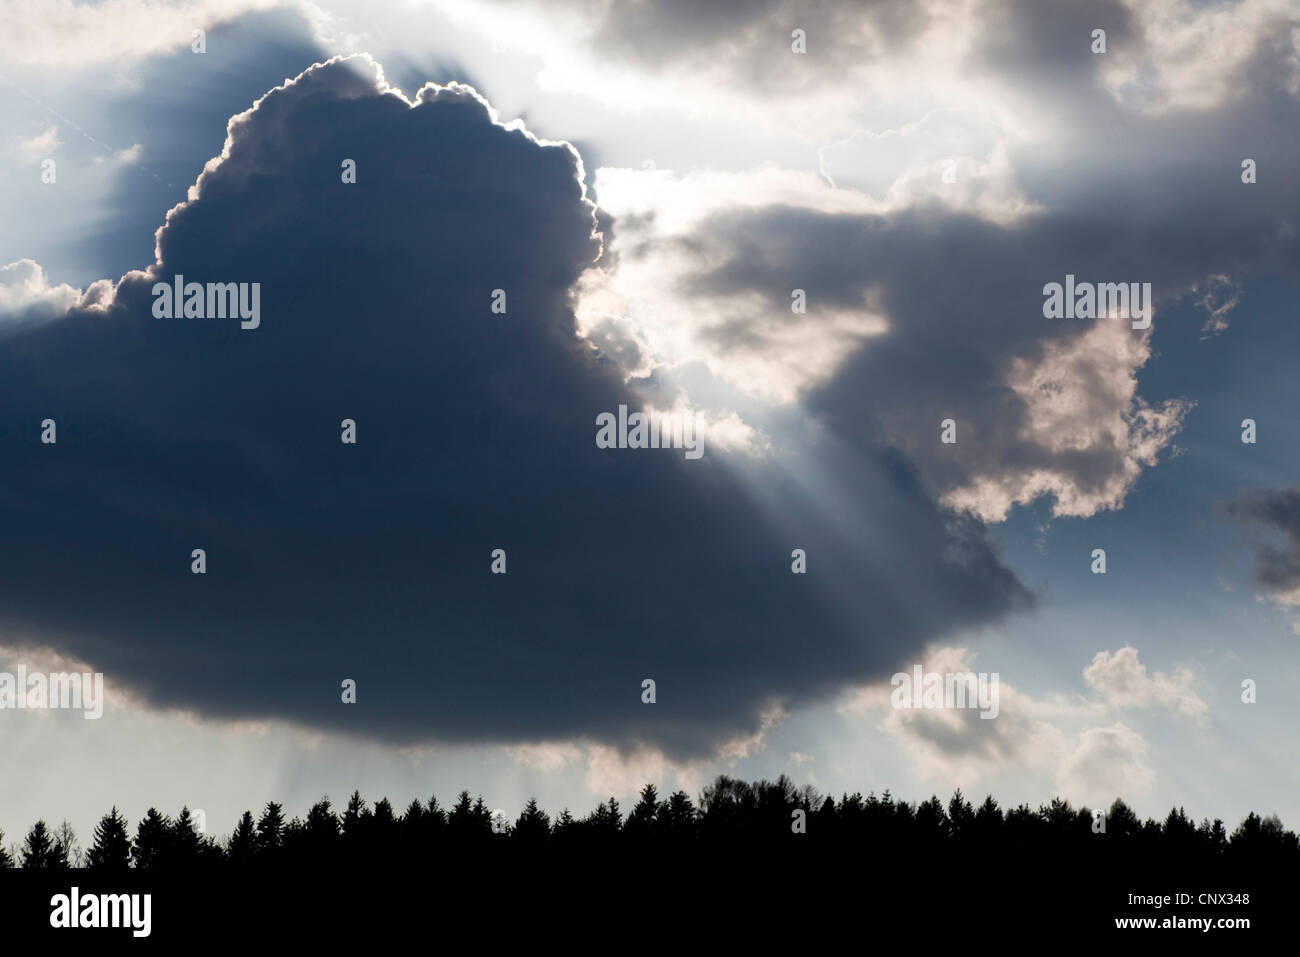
[4,775,1296,870]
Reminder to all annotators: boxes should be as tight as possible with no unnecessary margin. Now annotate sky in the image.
[0,0,1298,848]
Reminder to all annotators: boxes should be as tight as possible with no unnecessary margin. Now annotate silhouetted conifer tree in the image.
[227,811,257,865]
[170,807,202,865]
[974,795,1003,839]
[583,797,621,837]
[255,802,285,858]
[425,795,447,829]
[915,795,947,839]
[342,790,368,847]
[471,796,492,833]
[659,791,697,838]
[86,807,132,870]
[21,820,65,868]
[513,798,550,841]
[551,807,576,838]
[948,789,975,840]
[14,776,1296,871]
[1106,798,1139,839]
[132,809,170,869]
[448,791,475,837]
[625,784,659,835]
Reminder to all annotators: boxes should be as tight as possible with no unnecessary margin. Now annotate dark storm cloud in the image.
[1228,487,1300,602]
[0,56,1029,759]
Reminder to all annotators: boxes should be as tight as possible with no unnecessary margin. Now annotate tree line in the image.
[3,775,1296,869]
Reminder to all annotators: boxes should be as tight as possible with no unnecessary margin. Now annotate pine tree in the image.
[584,797,621,836]
[401,799,424,829]
[513,797,551,841]
[425,795,447,829]
[0,828,12,868]
[132,809,171,869]
[255,802,285,857]
[1107,798,1139,838]
[815,794,837,835]
[226,811,257,864]
[470,796,492,832]
[974,795,1003,840]
[342,790,367,845]
[448,791,475,834]
[21,820,67,868]
[86,807,132,870]
[551,807,576,838]
[370,798,398,854]
[1040,797,1075,833]
[306,799,340,844]
[915,795,948,838]
[947,789,975,840]
[625,784,660,834]
[661,790,698,836]
[372,798,396,830]
[170,807,202,864]
[1163,805,1197,850]
[428,795,449,826]
[1203,818,1228,853]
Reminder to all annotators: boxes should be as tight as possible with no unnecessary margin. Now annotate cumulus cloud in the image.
[941,318,1192,521]
[839,646,1079,785]
[0,259,112,329]
[0,55,1029,760]
[1056,722,1155,806]
[842,644,1199,794]
[1082,646,1208,726]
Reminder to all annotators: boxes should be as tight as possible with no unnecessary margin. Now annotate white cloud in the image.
[1194,274,1239,338]
[1100,0,1300,115]
[510,741,583,773]
[839,646,1076,786]
[942,317,1192,522]
[841,644,1201,794]
[578,166,891,405]
[14,123,61,162]
[1056,722,1155,806]
[0,259,112,325]
[1082,646,1209,726]
[0,0,286,67]
[508,702,790,799]
[92,143,143,166]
